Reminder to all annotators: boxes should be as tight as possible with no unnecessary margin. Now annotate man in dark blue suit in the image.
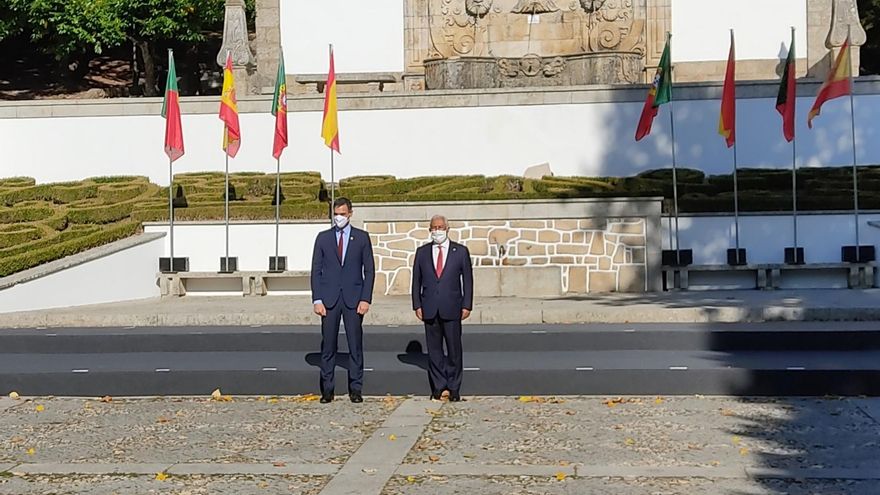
[311,197,375,404]
[411,215,474,401]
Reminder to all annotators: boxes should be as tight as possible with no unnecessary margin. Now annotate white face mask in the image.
[334,215,349,229]
[431,230,448,245]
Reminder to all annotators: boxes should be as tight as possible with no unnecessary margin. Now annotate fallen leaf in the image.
[740,447,749,456]
[362,468,377,474]
[389,434,397,441]
[268,398,279,404]
[655,397,665,404]
[555,472,567,481]
[100,396,113,403]
[155,472,168,481]
[710,460,721,467]
[273,461,286,468]
[257,396,266,402]
[211,389,222,400]
[731,436,741,446]
[258,481,269,488]
[35,405,44,412]
[518,396,541,403]
[428,455,440,462]
[156,416,171,424]
[406,475,417,483]
[8,391,20,400]
[26,448,35,455]
[720,408,734,416]
[624,438,635,446]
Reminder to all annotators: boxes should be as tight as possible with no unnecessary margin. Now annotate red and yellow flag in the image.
[162,50,184,162]
[321,47,340,153]
[718,30,736,148]
[808,39,852,128]
[272,53,288,160]
[219,52,241,158]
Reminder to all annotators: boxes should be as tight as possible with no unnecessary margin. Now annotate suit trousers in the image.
[423,316,463,394]
[320,302,364,394]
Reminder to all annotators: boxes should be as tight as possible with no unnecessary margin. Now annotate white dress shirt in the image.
[432,239,450,273]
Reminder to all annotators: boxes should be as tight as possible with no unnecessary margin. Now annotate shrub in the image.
[97,183,148,203]
[0,225,44,249]
[0,206,54,223]
[68,203,135,224]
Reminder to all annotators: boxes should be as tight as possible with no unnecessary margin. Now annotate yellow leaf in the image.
[156,416,171,424]
[258,481,269,488]
[518,396,535,402]
[268,398,279,404]
[257,396,266,402]
[389,434,397,441]
[8,391,20,400]
[406,475,417,483]
[428,455,440,462]
[26,448,35,455]
[731,436,741,446]
[720,408,734,416]
[555,472,567,481]
[710,460,721,467]
[654,397,664,404]
[35,405,44,412]
[272,461,286,467]
[155,472,168,481]
[624,438,635,446]
[740,447,749,456]
[211,389,222,400]
[100,396,113,403]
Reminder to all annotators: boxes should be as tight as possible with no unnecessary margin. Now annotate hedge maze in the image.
[0,166,877,277]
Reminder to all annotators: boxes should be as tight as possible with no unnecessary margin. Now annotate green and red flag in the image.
[808,37,852,128]
[161,50,184,162]
[219,52,241,157]
[635,34,672,141]
[718,30,736,148]
[321,46,340,153]
[272,52,288,159]
[776,29,797,142]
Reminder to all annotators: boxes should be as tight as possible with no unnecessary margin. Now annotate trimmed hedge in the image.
[0,206,54,223]
[96,183,149,203]
[131,203,328,222]
[68,203,135,224]
[0,222,139,277]
[0,225,43,249]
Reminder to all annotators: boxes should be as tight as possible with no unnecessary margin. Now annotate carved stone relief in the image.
[828,0,867,47]
[217,0,256,67]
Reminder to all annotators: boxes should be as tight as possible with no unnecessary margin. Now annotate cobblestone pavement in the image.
[1,395,879,495]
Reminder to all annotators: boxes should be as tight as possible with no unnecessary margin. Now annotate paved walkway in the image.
[5,289,880,328]
[1,395,879,494]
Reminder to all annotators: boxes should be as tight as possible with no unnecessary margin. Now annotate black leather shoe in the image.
[449,392,461,402]
[320,393,334,404]
[349,392,363,403]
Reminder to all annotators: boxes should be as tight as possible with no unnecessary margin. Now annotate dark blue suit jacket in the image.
[411,241,474,320]
[310,226,375,309]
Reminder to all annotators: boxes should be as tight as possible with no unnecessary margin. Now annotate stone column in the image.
[645,0,671,79]
[404,0,430,91]
[217,0,257,95]
[255,0,282,95]
[807,0,865,79]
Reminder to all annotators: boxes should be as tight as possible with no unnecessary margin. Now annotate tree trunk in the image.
[136,39,158,96]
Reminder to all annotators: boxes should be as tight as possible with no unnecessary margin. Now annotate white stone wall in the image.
[367,218,648,295]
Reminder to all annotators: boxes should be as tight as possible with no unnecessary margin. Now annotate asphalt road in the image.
[2,322,880,396]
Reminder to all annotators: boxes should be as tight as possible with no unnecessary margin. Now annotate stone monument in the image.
[406,0,647,90]
[217,0,257,95]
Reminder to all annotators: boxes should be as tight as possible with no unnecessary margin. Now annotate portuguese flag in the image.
[635,34,672,141]
[272,53,288,160]
[718,30,736,148]
[808,37,852,129]
[161,50,184,162]
[776,29,797,142]
[321,46,340,153]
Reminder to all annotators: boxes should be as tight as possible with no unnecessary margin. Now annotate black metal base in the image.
[842,245,876,263]
[269,256,287,272]
[219,257,238,273]
[727,248,747,266]
[784,247,805,265]
[661,249,693,267]
[159,257,189,273]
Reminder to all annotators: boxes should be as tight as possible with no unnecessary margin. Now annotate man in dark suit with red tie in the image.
[311,197,375,404]
[411,215,474,401]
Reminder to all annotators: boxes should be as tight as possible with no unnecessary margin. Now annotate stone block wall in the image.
[365,217,648,296]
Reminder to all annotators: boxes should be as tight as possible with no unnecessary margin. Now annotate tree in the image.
[859,0,880,74]
[115,0,225,96]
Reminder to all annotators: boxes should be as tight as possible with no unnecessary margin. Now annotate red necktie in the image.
[436,245,444,278]
[337,231,344,262]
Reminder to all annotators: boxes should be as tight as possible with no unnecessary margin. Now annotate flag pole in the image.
[790,26,799,252]
[169,158,174,263]
[846,26,860,261]
[225,151,230,265]
[666,33,682,258]
[275,157,281,262]
[732,137,741,260]
[329,43,336,222]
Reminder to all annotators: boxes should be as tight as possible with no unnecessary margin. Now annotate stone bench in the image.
[292,72,399,94]
[662,263,877,290]
[158,271,310,297]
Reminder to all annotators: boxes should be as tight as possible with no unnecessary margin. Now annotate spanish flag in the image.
[321,46,340,153]
[272,52,288,160]
[808,38,852,128]
[718,30,736,148]
[219,52,241,158]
